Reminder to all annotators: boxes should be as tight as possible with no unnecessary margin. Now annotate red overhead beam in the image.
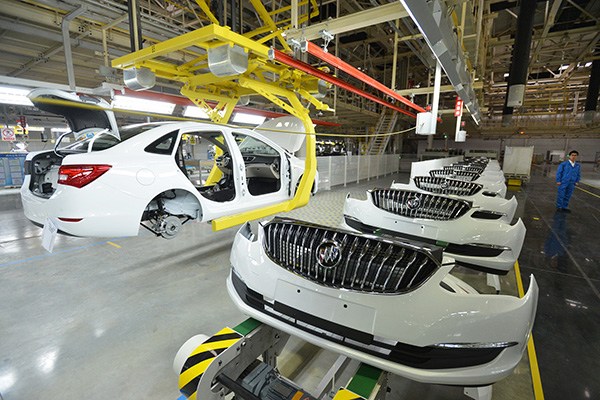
[306,41,426,114]
[272,49,417,119]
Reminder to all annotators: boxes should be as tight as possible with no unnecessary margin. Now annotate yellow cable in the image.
[514,260,545,400]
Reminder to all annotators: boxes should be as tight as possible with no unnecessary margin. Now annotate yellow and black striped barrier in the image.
[177,327,243,400]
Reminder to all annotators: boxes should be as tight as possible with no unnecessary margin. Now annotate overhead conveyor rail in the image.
[303,41,426,114]
[270,49,416,119]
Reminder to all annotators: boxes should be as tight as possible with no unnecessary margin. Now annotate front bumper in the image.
[343,195,526,274]
[228,222,538,386]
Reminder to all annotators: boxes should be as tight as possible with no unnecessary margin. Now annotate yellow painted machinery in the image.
[111,1,329,231]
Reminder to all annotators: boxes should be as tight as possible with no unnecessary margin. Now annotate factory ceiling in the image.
[0,0,598,139]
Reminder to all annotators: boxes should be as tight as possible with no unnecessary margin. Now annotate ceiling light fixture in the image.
[0,86,34,106]
[112,95,175,115]
[232,112,266,125]
[183,106,210,119]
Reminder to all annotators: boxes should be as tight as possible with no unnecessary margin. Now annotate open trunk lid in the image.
[28,88,120,140]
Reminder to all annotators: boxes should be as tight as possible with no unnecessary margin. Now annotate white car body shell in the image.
[21,119,316,237]
[227,220,538,386]
[342,190,526,274]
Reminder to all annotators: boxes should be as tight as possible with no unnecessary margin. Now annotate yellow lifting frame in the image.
[212,79,317,231]
[112,22,327,232]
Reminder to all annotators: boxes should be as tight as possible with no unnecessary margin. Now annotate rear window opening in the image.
[27,124,158,198]
[55,124,154,156]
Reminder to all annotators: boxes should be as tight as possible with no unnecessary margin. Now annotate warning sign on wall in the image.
[1,128,16,141]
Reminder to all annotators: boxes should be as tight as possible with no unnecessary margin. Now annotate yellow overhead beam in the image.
[112,24,271,69]
[211,88,316,231]
[248,0,291,52]
[194,0,219,25]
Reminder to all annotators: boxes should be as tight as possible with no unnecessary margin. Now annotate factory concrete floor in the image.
[1,164,599,400]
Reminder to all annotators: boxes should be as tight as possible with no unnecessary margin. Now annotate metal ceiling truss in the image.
[0,0,598,137]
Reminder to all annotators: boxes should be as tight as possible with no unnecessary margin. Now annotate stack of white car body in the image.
[228,156,539,389]
[343,156,525,275]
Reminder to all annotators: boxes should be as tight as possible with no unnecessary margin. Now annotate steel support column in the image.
[61,5,87,91]
[584,59,600,123]
[502,0,536,124]
[127,0,143,52]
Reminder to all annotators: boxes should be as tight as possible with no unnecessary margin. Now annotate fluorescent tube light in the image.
[0,86,34,106]
[112,95,175,115]
[232,112,266,125]
[558,64,569,71]
[183,106,210,119]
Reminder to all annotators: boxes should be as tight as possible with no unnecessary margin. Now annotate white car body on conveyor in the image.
[391,178,518,221]
[342,188,526,274]
[20,89,317,238]
[227,218,538,386]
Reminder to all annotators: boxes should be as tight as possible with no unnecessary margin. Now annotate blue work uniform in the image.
[555,160,581,209]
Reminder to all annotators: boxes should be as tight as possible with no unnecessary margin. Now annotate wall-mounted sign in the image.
[2,128,15,141]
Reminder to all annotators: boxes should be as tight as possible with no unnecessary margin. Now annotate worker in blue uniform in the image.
[556,150,581,212]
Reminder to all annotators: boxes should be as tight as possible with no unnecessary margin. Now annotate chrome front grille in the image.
[429,169,480,181]
[443,164,485,174]
[370,189,471,220]
[413,176,483,196]
[262,219,439,294]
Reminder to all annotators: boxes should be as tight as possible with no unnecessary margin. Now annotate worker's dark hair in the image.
[569,150,579,156]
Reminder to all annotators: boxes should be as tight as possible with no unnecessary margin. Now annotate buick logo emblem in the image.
[406,196,421,210]
[316,240,342,269]
[440,179,449,189]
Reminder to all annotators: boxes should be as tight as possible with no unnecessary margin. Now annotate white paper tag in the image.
[41,218,58,253]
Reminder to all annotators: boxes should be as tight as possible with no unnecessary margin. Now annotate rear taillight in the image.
[58,165,111,188]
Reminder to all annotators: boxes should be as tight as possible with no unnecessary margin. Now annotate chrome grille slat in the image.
[360,242,382,289]
[351,241,371,285]
[395,253,418,291]
[370,189,470,221]
[262,220,438,294]
[292,225,302,269]
[407,258,430,288]
[341,236,361,285]
[413,176,482,196]
[371,244,394,290]
[384,248,405,290]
